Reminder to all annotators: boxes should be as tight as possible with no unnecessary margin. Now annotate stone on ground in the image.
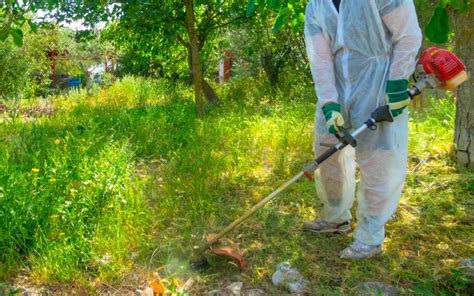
[358,281,399,296]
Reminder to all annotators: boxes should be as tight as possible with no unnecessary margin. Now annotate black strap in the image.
[332,0,341,12]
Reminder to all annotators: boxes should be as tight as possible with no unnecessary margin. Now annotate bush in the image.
[0,42,30,100]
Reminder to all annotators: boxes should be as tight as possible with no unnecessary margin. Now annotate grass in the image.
[0,76,472,294]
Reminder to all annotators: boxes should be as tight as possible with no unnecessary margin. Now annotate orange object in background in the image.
[219,50,234,83]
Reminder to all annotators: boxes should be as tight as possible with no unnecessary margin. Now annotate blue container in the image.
[68,78,81,87]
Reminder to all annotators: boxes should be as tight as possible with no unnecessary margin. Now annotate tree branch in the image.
[177,34,189,49]
[198,15,244,51]
[205,15,244,33]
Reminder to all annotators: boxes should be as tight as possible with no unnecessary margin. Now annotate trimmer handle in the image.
[335,127,357,147]
[370,84,420,124]
[370,105,393,123]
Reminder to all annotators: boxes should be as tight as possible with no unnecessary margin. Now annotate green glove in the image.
[386,79,411,118]
[322,102,345,135]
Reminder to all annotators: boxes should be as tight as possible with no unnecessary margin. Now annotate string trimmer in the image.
[190,47,468,271]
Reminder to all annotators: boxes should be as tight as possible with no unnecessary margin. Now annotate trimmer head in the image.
[209,246,245,271]
[189,245,245,272]
[190,257,210,271]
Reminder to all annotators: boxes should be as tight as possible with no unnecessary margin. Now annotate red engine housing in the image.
[418,47,466,82]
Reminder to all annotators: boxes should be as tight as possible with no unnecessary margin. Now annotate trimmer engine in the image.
[410,47,467,96]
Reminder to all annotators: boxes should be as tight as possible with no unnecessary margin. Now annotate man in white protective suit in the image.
[303,0,422,259]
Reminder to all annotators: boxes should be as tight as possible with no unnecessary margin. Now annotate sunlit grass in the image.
[0,77,472,294]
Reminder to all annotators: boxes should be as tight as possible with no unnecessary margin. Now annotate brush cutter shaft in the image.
[196,171,305,255]
[195,111,390,256]
[195,122,372,256]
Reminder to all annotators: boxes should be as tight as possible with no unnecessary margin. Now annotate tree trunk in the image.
[452,4,474,170]
[184,0,205,115]
[202,79,220,104]
[261,51,280,87]
[181,36,221,105]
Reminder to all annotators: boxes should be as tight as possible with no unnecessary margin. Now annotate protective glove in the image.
[322,102,345,135]
[386,79,411,118]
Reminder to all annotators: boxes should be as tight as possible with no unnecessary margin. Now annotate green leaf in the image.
[0,30,9,42]
[425,6,450,44]
[246,0,256,16]
[290,12,305,33]
[272,7,291,33]
[291,17,299,33]
[10,28,23,47]
[27,19,38,33]
[48,0,58,10]
[298,11,305,23]
[266,0,282,10]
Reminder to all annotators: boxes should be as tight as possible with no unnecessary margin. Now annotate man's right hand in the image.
[322,102,345,135]
[386,79,411,118]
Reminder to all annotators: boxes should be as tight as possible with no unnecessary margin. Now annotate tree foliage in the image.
[0,25,60,100]
[246,0,306,33]
[246,0,471,45]
[424,0,470,43]
[224,10,308,87]
[0,1,246,110]
[0,41,30,100]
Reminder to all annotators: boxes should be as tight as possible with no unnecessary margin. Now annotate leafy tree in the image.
[0,25,59,101]
[423,0,469,43]
[230,6,308,87]
[104,0,246,114]
[0,40,30,100]
[0,0,244,114]
[246,0,306,33]
[0,1,38,46]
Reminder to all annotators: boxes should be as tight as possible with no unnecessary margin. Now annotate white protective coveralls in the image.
[304,0,422,246]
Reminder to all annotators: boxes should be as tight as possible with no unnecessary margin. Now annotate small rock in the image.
[459,258,473,267]
[459,259,474,271]
[207,290,222,296]
[207,282,245,296]
[135,287,154,296]
[226,282,243,295]
[358,282,399,296]
[459,258,474,283]
[243,288,266,296]
[180,278,195,292]
[207,289,232,296]
[271,261,308,294]
[15,287,39,296]
[96,253,112,266]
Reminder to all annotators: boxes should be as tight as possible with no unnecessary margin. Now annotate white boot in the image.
[339,240,382,259]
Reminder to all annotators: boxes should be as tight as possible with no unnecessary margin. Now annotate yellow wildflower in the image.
[172,278,181,288]
[32,168,39,173]
[54,138,61,145]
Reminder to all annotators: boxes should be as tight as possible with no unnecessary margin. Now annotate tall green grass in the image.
[0,76,314,284]
[0,76,472,294]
